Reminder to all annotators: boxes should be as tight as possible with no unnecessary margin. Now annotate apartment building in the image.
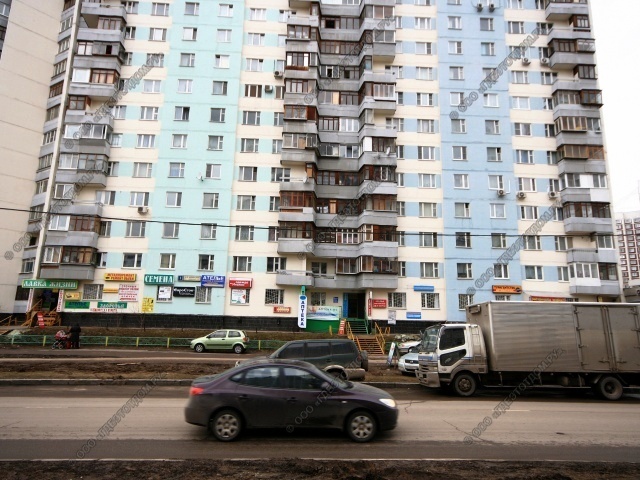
[616,212,640,288]
[0,0,620,327]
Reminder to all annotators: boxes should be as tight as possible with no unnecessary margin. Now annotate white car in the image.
[398,352,419,375]
[397,340,420,355]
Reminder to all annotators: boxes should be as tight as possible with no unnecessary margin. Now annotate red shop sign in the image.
[229,278,253,288]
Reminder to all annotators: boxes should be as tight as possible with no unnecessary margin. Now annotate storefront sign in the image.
[178,275,202,282]
[22,279,78,289]
[231,289,248,304]
[273,306,291,314]
[56,290,64,313]
[118,284,139,302]
[157,286,173,301]
[65,301,90,309]
[103,288,119,293]
[406,312,422,320]
[307,306,340,321]
[201,275,225,287]
[492,285,522,294]
[530,296,569,302]
[97,302,127,309]
[298,295,307,328]
[144,274,174,285]
[64,292,81,301]
[372,299,387,308]
[413,285,434,292]
[388,310,396,325]
[229,278,252,288]
[142,297,154,313]
[104,273,137,282]
[173,287,196,297]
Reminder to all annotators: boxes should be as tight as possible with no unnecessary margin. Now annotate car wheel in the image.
[452,373,477,397]
[194,343,205,353]
[233,344,245,354]
[346,410,377,443]
[211,409,242,441]
[597,376,623,401]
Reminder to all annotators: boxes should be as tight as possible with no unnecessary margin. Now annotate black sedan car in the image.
[185,358,398,442]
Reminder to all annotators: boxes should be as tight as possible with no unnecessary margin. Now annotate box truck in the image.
[416,302,640,400]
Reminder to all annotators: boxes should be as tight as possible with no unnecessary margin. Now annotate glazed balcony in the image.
[544,0,589,21]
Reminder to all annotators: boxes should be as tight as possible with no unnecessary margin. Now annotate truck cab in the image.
[417,323,487,395]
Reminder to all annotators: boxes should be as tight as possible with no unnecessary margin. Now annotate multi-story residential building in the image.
[616,211,640,287]
[0,0,621,327]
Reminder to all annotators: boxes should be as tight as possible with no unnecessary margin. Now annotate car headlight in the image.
[379,398,396,408]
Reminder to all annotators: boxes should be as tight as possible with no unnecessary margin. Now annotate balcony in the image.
[567,248,619,264]
[560,187,610,204]
[549,51,595,70]
[277,237,312,255]
[314,274,397,290]
[40,264,96,281]
[569,279,621,297]
[276,270,315,287]
[278,206,315,223]
[80,3,127,28]
[545,0,589,21]
[563,216,614,235]
[68,81,119,101]
[46,231,100,249]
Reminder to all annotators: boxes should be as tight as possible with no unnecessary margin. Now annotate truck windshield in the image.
[421,325,440,353]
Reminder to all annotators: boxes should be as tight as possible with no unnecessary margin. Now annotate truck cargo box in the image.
[467,302,640,373]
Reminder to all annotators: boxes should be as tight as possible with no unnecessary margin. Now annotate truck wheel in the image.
[597,376,623,401]
[452,373,477,397]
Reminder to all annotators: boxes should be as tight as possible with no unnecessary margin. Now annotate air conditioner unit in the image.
[497,189,506,197]
[516,191,527,199]
[476,2,483,11]
[489,3,496,11]
[548,191,558,199]
[274,70,283,78]
[137,206,149,214]
[541,57,550,65]
[264,85,274,93]
[522,57,530,65]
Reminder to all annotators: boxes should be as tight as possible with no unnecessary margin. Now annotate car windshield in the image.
[421,325,441,353]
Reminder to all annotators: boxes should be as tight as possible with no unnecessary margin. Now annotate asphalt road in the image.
[0,385,638,463]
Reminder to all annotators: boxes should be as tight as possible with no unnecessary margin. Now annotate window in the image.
[491,233,507,249]
[516,150,534,164]
[83,285,104,301]
[518,177,537,192]
[185,2,199,15]
[166,192,182,207]
[488,175,504,190]
[545,124,555,137]
[215,55,230,68]
[202,193,219,208]
[512,71,529,84]
[558,266,569,282]
[247,32,264,46]
[267,257,287,273]
[233,256,252,272]
[274,112,284,126]
[450,66,464,80]
[198,255,215,271]
[448,16,461,29]
[140,106,159,121]
[416,67,434,81]
[457,263,472,279]
[525,265,544,280]
[200,224,217,239]
[523,235,541,250]
[514,123,532,136]
[180,53,195,67]
[163,223,180,239]
[269,196,281,211]
[596,235,614,249]
[160,253,176,270]
[490,203,506,218]
[97,191,116,206]
[250,8,266,20]
[169,162,185,178]
[136,134,156,148]
[485,120,500,135]
[455,202,470,218]
[245,84,262,97]
[195,287,212,304]
[520,206,539,220]
[219,4,233,16]
[271,168,290,182]
[183,27,198,41]
[133,163,152,178]
[123,253,143,269]
[237,195,256,211]
[419,173,437,188]
[508,21,525,34]
[421,263,439,279]
[541,72,557,85]
[420,232,438,248]
[206,164,221,179]
[242,111,261,126]
[397,202,405,216]
[555,236,573,251]
[418,119,435,134]
[272,140,283,154]
[448,41,462,55]
[210,108,226,123]
[143,79,161,93]
[417,42,434,55]
[265,289,285,305]
[239,166,258,182]
[177,79,192,93]
[454,174,469,189]
[481,42,495,56]
[212,81,228,95]
[241,139,259,153]
[419,202,437,218]
[451,119,466,133]
[149,28,167,41]
[208,136,223,150]
[415,17,434,30]
[388,292,406,309]
[494,264,509,279]
[417,93,435,107]
[152,3,169,15]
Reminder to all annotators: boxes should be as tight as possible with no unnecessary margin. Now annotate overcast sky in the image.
[590,0,640,213]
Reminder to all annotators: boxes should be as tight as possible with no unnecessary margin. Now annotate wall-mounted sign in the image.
[178,275,202,282]
[273,306,291,314]
[103,288,119,294]
[307,306,340,321]
[97,302,127,309]
[57,290,64,313]
[142,297,154,312]
[23,280,78,289]
[372,299,387,308]
[64,292,81,300]
[202,275,225,287]
[104,273,137,282]
[406,312,422,320]
[229,278,252,288]
[118,284,139,302]
[144,274,174,285]
[231,289,248,304]
[492,285,522,294]
[65,301,90,309]
[173,287,196,297]
[530,296,569,302]
[298,295,307,328]
[157,285,173,300]
[413,285,434,292]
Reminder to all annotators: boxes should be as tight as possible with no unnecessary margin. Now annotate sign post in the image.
[298,294,307,328]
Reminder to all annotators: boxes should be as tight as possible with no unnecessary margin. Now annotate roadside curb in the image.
[0,378,423,389]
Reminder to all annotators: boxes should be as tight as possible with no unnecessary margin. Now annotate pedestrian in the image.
[68,323,81,349]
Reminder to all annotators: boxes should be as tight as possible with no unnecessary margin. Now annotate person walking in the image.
[68,323,81,349]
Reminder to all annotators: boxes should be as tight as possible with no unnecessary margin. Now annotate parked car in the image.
[185,358,398,442]
[397,340,421,355]
[398,352,419,375]
[190,329,249,354]
[240,339,368,380]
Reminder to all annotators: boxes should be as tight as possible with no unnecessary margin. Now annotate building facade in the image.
[0,0,621,325]
[616,211,640,289]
